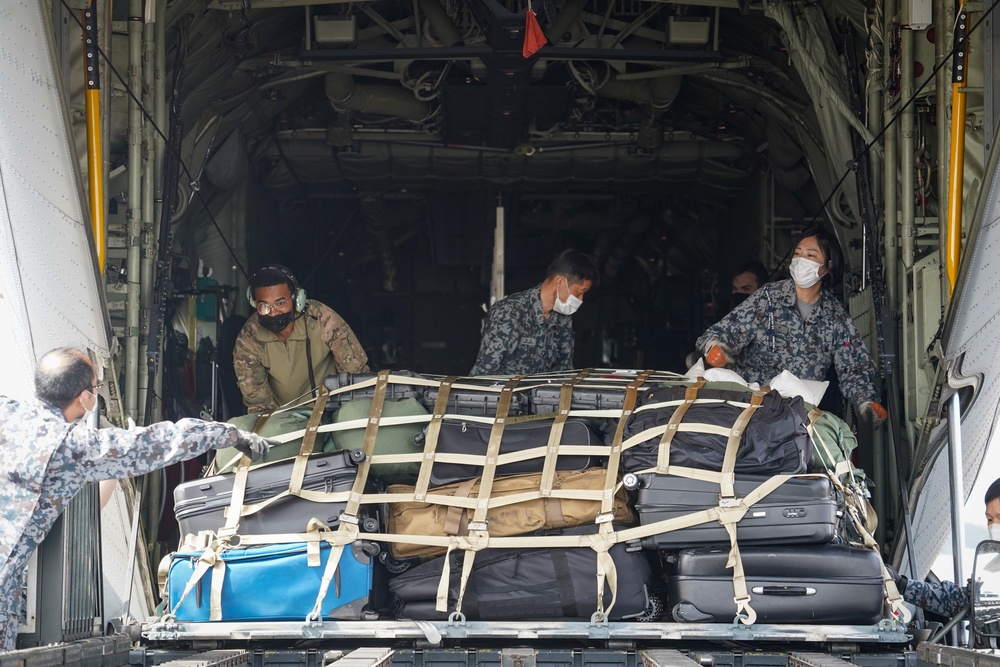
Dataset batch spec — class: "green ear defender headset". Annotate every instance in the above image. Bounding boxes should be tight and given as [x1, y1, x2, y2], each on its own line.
[247, 264, 307, 313]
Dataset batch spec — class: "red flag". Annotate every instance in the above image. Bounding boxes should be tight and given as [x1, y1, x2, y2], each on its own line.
[523, 9, 547, 58]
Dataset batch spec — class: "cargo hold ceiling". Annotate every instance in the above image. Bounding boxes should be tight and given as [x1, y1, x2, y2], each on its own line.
[162, 0, 851, 218]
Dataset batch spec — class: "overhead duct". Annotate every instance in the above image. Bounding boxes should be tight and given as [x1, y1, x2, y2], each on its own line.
[595, 73, 682, 107]
[595, 75, 682, 150]
[545, 0, 587, 44]
[325, 73, 429, 123]
[418, 0, 463, 47]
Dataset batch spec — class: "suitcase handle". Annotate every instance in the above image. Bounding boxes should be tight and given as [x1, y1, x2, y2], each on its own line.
[751, 586, 816, 596]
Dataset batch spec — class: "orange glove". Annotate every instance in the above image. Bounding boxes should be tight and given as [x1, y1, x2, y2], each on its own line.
[860, 401, 887, 428]
[705, 342, 732, 368]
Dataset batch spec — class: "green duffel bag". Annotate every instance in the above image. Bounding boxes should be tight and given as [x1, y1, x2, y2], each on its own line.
[808, 408, 865, 482]
[213, 409, 333, 474]
[328, 397, 426, 483]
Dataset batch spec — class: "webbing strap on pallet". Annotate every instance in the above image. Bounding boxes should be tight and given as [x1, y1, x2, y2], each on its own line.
[653, 379, 705, 475]
[414, 376, 459, 500]
[441, 375, 524, 617]
[307, 371, 390, 621]
[540, 369, 592, 495]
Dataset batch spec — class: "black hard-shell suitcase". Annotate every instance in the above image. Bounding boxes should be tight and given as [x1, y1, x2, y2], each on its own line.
[173, 449, 372, 536]
[621, 386, 812, 475]
[389, 525, 660, 621]
[422, 385, 528, 416]
[420, 417, 604, 486]
[530, 384, 630, 411]
[665, 544, 886, 624]
[629, 473, 841, 548]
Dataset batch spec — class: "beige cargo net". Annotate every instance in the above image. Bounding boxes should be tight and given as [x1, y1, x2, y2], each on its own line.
[162, 369, 903, 626]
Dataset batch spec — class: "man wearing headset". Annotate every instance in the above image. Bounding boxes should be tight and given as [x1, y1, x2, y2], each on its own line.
[233, 265, 369, 413]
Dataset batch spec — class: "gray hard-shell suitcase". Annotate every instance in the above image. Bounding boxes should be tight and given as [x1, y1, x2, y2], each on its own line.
[173, 449, 370, 536]
[420, 417, 605, 486]
[665, 544, 886, 624]
[628, 473, 842, 549]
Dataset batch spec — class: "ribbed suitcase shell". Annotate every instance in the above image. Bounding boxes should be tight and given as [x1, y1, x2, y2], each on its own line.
[173, 449, 365, 536]
[633, 473, 841, 548]
[665, 544, 885, 624]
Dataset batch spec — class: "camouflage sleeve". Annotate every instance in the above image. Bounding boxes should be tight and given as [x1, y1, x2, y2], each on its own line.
[829, 303, 879, 408]
[314, 302, 370, 373]
[470, 299, 518, 375]
[233, 323, 277, 413]
[695, 288, 768, 355]
[904, 579, 970, 618]
[558, 321, 575, 370]
[53, 419, 242, 482]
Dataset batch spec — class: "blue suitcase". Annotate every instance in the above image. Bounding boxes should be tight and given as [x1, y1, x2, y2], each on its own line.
[166, 540, 376, 621]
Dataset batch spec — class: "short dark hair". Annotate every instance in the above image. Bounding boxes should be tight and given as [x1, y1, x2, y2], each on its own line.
[35, 347, 93, 410]
[733, 260, 769, 287]
[986, 478, 1000, 505]
[794, 225, 842, 288]
[546, 249, 600, 288]
[251, 264, 298, 296]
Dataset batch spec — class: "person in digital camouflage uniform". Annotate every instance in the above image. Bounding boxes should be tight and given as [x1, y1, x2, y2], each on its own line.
[0, 348, 271, 652]
[470, 249, 599, 376]
[696, 226, 887, 425]
[892, 477, 1000, 618]
[234, 265, 369, 413]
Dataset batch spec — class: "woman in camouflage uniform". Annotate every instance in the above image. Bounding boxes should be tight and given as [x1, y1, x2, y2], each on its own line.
[696, 226, 887, 424]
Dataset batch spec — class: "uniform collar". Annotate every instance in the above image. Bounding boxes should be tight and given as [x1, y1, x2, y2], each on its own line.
[33, 397, 67, 419]
[773, 278, 831, 318]
[530, 284, 567, 325]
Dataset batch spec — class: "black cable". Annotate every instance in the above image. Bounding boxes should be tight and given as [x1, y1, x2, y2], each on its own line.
[60, 1, 250, 280]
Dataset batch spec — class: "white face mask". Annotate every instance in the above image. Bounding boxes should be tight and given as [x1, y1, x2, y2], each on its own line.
[80, 389, 99, 426]
[990, 524, 999, 541]
[553, 280, 583, 315]
[789, 257, 824, 289]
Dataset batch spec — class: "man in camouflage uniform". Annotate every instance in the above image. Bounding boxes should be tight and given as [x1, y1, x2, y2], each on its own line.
[234, 265, 369, 413]
[893, 477, 1000, 617]
[696, 227, 885, 421]
[0, 348, 271, 652]
[470, 249, 599, 376]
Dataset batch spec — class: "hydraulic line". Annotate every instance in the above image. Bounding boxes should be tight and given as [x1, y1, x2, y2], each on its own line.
[124, 0, 143, 419]
[946, 6, 969, 296]
[83, 1, 105, 273]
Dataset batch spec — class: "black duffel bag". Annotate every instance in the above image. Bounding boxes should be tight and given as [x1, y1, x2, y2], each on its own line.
[620, 385, 811, 475]
[389, 525, 661, 621]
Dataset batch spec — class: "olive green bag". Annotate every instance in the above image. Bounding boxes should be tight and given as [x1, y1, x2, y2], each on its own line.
[329, 397, 426, 483]
[212, 409, 332, 474]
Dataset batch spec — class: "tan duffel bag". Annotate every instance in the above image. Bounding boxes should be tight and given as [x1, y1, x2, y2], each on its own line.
[387, 468, 636, 558]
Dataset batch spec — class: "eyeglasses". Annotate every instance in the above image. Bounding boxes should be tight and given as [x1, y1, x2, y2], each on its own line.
[256, 297, 291, 316]
[90, 381, 104, 391]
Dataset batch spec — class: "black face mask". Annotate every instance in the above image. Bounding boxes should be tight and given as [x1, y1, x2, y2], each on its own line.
[259, 311, 294, 333]
[731, 292, 750, 308]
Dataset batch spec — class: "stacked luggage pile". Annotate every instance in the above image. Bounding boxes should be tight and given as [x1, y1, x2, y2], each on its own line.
[161, 369, 904, 626]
